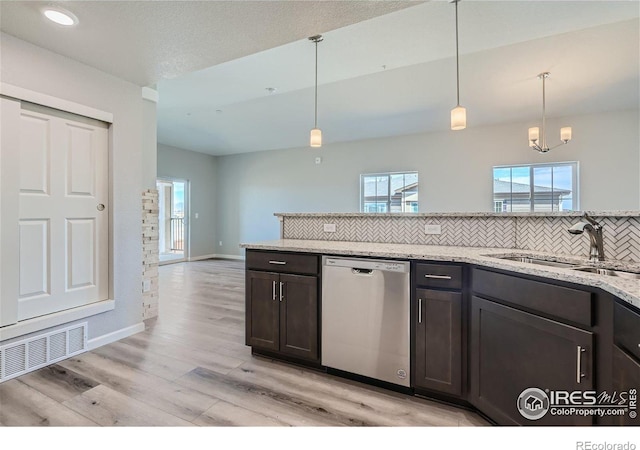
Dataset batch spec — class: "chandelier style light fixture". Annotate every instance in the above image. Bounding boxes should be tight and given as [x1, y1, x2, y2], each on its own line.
[309, 35, 323, 147]
[528, 72, 572, 153]
[450, 0, 466, 131]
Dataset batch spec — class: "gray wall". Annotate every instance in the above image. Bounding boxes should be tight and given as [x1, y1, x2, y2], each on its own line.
[0, 33, 152, 340]
[215, 109, 639, 256]
[157, 144, 218, 259]
[142, 96, 158, 190]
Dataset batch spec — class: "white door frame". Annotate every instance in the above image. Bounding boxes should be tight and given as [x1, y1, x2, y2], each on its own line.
[156, 177, 189, 264]
[0, 83, 114, 331]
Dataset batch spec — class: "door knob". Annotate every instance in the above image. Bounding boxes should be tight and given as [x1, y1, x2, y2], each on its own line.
[97, 204, 105, 211]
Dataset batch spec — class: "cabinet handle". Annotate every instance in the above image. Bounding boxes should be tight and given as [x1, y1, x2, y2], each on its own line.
[272, 280, 277, 301]
[576, 346, 586, 383]
[424, 274, 452, 280]
[279, 282, 285, 302]
[269, 260, 287, 265]
[418, 298, 422, 324]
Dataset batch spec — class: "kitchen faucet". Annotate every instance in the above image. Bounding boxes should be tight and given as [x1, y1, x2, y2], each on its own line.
[568, 213, 605, 261]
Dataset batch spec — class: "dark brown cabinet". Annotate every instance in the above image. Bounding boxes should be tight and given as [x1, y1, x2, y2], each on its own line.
[246, 270, 279, 351]
[413, 262, 464, 397]
[470, 295, 594, 425]
[245, 251, 319, 363]
[611, 301, 640, 426]
[612, 346, 640, 426]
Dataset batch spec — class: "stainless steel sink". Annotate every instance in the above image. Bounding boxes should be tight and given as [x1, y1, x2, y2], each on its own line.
[571, 267, 640, 279]
[494, 256, 581, 269]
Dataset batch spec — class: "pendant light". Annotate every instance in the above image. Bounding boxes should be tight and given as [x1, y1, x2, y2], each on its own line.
[450, 0, 466, 131]
[309, 35, 323, 147]
[528, 72, 572, 153]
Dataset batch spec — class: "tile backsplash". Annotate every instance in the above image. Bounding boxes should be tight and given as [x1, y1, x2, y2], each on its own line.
[279, 213, 640, 263]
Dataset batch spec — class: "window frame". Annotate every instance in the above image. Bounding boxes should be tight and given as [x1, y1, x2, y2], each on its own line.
[360, 171, 419, 213]
[492, 161, 579, 212]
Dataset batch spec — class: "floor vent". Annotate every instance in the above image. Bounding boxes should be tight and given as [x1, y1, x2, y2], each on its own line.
[0, 322, 87, 383]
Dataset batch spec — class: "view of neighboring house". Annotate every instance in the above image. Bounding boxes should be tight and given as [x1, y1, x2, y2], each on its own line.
[493, 179, 572, 213]
[361, 172, 419, 213]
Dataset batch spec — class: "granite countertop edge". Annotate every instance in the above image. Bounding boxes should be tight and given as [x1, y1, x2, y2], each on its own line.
[240, 239, 640, 310]
[273, 211, 640, 218]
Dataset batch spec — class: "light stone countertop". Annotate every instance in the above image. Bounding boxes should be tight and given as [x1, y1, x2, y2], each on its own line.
[240, 239, 640, 310]
[273, 211, 640, 218]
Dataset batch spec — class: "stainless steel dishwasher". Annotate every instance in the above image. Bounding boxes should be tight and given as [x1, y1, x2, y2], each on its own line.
[321, 256, 410, 387]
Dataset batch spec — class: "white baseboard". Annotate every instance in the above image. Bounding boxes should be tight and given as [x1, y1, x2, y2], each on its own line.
[188, 253, 216, 262]
[187, 253, 245, 261]
[87, 322, 145, 350]
[213, 253, 245, 261]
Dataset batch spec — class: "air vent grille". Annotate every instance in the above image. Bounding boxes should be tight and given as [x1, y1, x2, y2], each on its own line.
[27, 337, 47, 368]
[5, 345, 26, 377]
[49, 332, 67, 360]
[0, 322, 87, 383]
[68, 326, 85, 354]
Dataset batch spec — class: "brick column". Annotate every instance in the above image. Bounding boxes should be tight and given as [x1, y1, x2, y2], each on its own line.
[142, 189, 159, 319]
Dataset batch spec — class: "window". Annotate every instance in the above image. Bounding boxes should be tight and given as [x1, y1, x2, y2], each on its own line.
[360, 172, 418, 213]
[493, 162, 578, 212]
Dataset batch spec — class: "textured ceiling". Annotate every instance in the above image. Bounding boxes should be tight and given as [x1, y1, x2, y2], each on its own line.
[1, 1, 638, 156]
[0, 0, 418, 86]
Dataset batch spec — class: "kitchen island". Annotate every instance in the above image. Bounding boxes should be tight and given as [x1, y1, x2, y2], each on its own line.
[241, 238, 640, 426]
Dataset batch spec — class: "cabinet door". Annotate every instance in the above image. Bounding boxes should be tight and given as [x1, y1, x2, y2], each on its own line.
[279, 274, 318, 361]
[414, 288, 462, 395]
[612, 346, 640, 426]
[470, 296, 594, 425]
[245, 270, 279, 351]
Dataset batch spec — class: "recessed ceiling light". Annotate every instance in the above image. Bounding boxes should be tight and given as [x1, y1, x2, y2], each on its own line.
[43, 7, 78, 26]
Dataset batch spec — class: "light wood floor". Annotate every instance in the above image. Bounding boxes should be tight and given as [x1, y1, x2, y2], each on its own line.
[0, 259, 488, 427]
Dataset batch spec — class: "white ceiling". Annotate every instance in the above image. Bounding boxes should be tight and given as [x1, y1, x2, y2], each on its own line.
[2, 1, 639, 157]
[0, 0, 417, 85]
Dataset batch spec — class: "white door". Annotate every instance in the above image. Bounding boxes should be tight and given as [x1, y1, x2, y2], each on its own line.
[0, 99, 109, 326]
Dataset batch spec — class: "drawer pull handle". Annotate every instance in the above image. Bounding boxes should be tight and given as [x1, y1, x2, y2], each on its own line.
[424, 274, 452, 280]
[272, 281, 277, 301]
[418, 298, 422, 324]
[269, 260, 287, 265]
[576, 346, 586, 384]
[279, 282, 285, 302]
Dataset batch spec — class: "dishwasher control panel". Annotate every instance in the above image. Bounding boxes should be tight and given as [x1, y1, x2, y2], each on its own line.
[324, 257, 410, 273]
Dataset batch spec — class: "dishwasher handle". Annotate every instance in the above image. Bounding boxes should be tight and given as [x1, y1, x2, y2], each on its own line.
[352, 268, 373, 275]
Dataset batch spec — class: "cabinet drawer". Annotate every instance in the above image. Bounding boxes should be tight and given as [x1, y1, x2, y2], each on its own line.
[415, 263, 462, 290]
[472, 268, 592, 327]
[614, 302, 640, 361]
[246, 250, 319, 275]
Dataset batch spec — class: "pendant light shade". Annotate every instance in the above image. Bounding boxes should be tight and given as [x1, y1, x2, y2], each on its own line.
[310, 128, 322, 147]
[309, 35, 323, 147]
[451, 105, 467, 131]
[451, 0, 466, 131]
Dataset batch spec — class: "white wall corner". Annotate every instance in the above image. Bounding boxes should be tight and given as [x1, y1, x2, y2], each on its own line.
[86, 322, 145, 350]
[142, 87, 159, 103]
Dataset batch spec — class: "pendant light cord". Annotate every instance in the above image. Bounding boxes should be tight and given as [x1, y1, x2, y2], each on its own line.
[455, 0, 460, 106]
[314, 38, 318, 129]
[541, 73, 547, 149]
